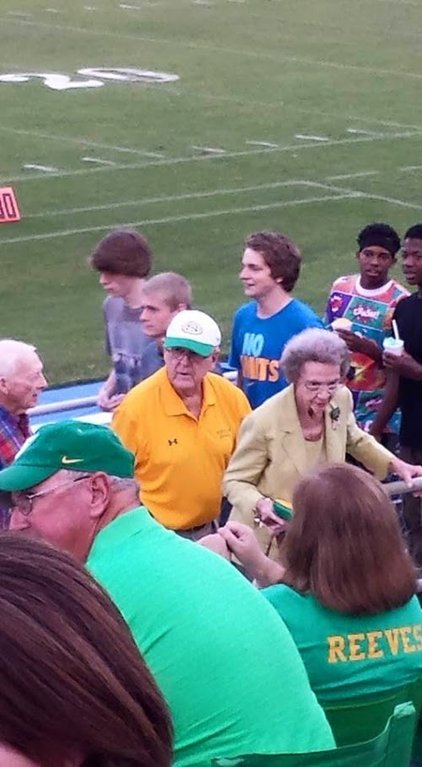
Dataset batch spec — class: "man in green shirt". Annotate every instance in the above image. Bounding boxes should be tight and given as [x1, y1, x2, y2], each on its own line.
[1, 421, 334, 766]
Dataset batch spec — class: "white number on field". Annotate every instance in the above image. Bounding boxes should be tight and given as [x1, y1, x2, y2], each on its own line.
[0, 68, 179, 91]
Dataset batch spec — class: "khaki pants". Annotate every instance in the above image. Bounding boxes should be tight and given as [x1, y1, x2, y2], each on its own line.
[400, 445, 422, 570]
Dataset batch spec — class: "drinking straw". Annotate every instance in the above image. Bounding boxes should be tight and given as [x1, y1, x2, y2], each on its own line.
[392, 319, 400, 340]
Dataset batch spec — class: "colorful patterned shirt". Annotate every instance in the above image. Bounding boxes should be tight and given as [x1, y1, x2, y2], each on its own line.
[0, 406, 31, 469]
[0, 407, 31, 529]
[326, 275, 409, 432]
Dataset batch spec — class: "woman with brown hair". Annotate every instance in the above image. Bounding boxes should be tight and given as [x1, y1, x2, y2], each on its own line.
[218, 463, 422, 701]
[0, 533, 172, 767]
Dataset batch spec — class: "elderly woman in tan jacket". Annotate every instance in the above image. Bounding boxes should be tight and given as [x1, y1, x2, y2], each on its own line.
[224, 328, 422, 556]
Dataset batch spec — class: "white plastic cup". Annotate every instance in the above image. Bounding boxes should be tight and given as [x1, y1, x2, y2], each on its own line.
[383, 337, 404, 356]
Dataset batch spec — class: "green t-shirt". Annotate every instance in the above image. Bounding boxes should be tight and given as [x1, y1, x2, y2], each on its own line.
[87, 509, 334, 766]
[263, 584, 422, 702]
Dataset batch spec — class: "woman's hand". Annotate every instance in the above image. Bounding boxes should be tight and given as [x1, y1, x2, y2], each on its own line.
[199, 534, 231, 559]
[388, 458, 422, 491]
[255, 497, 289, 535]
[219, 522, 285, 586]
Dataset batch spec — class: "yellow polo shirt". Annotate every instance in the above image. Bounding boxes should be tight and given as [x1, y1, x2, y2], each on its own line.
[112, 368, 251, 529]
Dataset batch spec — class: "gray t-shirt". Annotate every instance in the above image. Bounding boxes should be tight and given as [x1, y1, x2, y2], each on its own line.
[103, 296, 149, 394]
[139, 340, 164, 380]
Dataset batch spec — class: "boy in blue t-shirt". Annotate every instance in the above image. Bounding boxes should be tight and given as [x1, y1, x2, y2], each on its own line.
[229, 231, 322, 408]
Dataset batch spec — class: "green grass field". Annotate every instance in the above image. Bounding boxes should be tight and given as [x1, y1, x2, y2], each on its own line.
[0, 0, 421, 383]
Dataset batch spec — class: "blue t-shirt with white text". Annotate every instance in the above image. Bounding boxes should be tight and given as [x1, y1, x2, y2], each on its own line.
[229, 299, 323, 408]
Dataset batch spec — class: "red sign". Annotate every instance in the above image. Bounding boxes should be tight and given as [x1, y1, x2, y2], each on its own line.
[0, 187, 21, 223]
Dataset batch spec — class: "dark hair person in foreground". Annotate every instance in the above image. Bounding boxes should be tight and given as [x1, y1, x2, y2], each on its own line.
[0, 533, 172, 767]
[215, 463, 422, 702]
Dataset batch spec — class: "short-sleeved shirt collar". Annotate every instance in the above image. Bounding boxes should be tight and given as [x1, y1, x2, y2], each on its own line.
[161, 370, 216, 417]
[90, 506, 156, 557]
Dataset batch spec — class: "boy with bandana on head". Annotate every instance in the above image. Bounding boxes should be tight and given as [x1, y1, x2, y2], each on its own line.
[326, 223, 408, 444]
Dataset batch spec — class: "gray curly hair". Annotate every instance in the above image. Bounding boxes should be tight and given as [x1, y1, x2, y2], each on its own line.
[281, 328, 350, 384]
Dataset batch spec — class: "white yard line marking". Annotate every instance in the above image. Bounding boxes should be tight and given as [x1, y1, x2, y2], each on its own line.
[246, 141, 279, 148]
[400, 165, 422, 171]
[23, 163, 59, 172]
[309, 113, 422, 133]
[0, 124, 165, 158]
[363, 194, 422, 212]
[183, 91, 422, 134]
[125, 150, 165, 158]
[295, 134, 329, 142]
[3, 130, 422, 184]
[191, 145, 226, 154]
[3, 17, 422, 82]
[285, 58, 422, 82]
[0, 194, 357, 245]
[81, 157, 116, 166]
[373, 0, 418, 5]
[23, 180, 344, 219]
[292, 180, 362, 195]
[347, 128, 383, 137]
[325, 171, 379, 180]
[306, 179, 422, 213]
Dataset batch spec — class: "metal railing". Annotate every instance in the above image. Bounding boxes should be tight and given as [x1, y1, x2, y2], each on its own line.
[383, 477, 422, 497]
[29, 369, 238, 419]
[29, 395, 97, 417]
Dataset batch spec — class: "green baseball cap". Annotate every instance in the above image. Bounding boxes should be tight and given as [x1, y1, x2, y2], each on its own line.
[0, 420, 135, 492]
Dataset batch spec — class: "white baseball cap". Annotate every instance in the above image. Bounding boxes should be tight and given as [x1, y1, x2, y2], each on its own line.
[164, 310, 221, 357]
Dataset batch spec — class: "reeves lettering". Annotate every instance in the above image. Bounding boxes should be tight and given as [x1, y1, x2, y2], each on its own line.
[327, 623, 422, 663]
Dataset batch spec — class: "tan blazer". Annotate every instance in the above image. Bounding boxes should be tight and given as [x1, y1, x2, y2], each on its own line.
[224, 385, 393, 554]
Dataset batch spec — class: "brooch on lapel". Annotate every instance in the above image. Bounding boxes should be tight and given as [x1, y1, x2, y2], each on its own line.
[329, 405, 341, 430]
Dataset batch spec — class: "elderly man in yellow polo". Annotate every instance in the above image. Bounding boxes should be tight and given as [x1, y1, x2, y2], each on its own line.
[113, 309, 251, 539]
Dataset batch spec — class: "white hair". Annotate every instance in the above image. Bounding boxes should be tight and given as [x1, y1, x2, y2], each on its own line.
[281, 328, 351, 383]
[0, 340, 38, 378]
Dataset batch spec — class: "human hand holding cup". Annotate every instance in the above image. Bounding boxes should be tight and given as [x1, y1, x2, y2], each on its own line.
[382, 337, 404, 357]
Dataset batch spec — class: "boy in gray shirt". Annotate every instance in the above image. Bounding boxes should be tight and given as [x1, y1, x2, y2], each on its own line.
[89, 229, 152, 411]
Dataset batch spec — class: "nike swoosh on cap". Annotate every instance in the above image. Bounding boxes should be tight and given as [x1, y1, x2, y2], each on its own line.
[61, 456, 85, 464]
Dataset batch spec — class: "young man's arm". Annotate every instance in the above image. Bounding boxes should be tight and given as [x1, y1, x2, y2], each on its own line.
[235, 368, 244, 390]
[337, 331, 383, 364]
[384, 350, 422, 382]
[97, 370, 125, 411]
[369, 371, 399, 440]
[228, 312, 243, 388]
